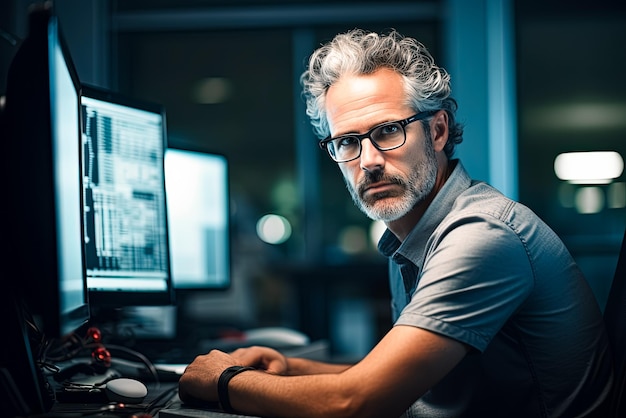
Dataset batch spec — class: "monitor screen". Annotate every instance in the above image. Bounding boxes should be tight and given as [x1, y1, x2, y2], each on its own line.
[1, 4, 88, 414]
[51, 18, 87, 337]
[165, 148, 231, 290]
[81, 85, 174, 306]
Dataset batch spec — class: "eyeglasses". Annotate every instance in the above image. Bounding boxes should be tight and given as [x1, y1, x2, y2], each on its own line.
[318, 110, 438, 163]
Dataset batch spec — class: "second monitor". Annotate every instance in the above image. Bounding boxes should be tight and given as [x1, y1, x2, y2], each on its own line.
[165, 148, 231, 291]
[81, 85, 174, 307]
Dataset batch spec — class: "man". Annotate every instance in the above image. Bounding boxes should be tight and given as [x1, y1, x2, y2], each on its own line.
[179, 29, 612, 417]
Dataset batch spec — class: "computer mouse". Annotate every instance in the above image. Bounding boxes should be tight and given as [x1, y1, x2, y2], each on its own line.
[104, 377, 148, 404]
[243, 327, 310, 347]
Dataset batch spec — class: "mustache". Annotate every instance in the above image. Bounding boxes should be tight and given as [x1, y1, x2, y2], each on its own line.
[356, 170, 406, 196]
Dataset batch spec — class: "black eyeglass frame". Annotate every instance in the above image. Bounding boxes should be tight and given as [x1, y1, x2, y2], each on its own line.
[318, 110, 439, 162]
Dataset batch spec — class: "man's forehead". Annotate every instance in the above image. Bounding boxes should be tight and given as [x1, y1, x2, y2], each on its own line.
[325, 69, 408, 134]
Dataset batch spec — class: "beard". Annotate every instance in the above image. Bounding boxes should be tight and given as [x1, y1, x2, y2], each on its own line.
[344, 136, 438, 222]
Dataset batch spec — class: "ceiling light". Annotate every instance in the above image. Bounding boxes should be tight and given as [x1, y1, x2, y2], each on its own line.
[554, 151, 624, 184]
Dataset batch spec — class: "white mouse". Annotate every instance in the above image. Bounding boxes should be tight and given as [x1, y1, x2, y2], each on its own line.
[105, 377, 148, 404]
[243, 327, 310, 347]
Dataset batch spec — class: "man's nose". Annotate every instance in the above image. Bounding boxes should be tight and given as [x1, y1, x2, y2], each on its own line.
[359, 138, 385, 172]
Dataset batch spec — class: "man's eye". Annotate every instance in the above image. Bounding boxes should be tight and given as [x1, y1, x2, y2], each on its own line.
[379, 124, 400, 136]
[336, 136, 359, 148]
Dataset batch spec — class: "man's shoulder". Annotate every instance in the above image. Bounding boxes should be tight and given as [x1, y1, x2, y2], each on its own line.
[450, 181, 516, 220]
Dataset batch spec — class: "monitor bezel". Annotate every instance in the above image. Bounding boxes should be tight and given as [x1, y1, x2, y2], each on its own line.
[80, 83, 175, 307]
[49, 12, 91, 337]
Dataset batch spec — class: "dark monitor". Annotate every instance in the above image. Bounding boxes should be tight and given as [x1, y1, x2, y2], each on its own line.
[80, 85, 174, 307]
[3, 4, 88, 340]
[165, 148, 232, 290]
[1, 4, 88, 414]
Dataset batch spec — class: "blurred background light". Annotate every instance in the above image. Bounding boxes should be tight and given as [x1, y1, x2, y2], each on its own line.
[192, 77, 232, 104]
[608, 182, 626, 209]
[523, 102, 626, 133]
[256, 214, 292, 244]
[575, 187, 604, 214]
[554, 151, 624, 184]
[369, 220, 387, 248]
[270, 178, 298, 215]
[338, 226, 368, 255]
[558, 182, 576, 208]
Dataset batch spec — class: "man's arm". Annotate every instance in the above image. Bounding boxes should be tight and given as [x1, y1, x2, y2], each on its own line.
[229, 345, 352, 376]
[179, 324, 468, 418]
[285, 356, 352, 375]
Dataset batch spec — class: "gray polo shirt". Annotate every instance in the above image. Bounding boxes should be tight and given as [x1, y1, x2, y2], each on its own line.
[378, 160, 612, 417]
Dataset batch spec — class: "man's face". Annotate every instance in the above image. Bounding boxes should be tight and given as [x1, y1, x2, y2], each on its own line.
[325, 68, 438, 222]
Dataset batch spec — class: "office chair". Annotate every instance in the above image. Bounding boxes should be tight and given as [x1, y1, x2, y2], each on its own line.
[603, 227, 626, 417]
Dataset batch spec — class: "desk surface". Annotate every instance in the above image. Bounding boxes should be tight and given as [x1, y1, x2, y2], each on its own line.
[158, 395, 260, 418]
[47, 383, 257, 418]
[43, 341, 330, 418]
[47, 381, 178, 417]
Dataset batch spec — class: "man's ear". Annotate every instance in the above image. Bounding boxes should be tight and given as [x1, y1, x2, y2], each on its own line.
[430, 110, 449, 153]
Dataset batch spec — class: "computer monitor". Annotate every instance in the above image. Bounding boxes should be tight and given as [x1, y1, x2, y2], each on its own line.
[3, 3, 88, 341]
[165, 148, 232, 290]
[80, 85, 174, 307]
[1, 4, 88, 414]
[113, 148, 232, 342]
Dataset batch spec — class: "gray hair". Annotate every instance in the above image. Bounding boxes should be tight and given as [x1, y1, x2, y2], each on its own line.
[300, 29, 463, 158]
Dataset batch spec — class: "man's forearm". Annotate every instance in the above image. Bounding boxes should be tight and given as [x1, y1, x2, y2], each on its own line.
[285, 357, 351, 375]
[228, 370, 362, 418]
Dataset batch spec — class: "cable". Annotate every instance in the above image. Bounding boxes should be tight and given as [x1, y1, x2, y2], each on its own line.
[105, 344, 161, 389]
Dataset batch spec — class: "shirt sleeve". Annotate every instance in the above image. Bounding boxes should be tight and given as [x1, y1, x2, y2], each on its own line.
[395, 216, 535, 352]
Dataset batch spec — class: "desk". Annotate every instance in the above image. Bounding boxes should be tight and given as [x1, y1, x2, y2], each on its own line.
[43, 382, 259, 418]
[45, 381, 178, 417]
[39, 341, 330, 418]
[157, 396, 260, 418]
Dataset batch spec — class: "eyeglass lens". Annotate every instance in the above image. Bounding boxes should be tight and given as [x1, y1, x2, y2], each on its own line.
[328, 121, 405, 162]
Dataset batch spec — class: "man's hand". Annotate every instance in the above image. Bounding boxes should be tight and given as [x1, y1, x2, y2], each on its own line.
[178, 349, 240, 403]
[230, 346, 289, 375]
